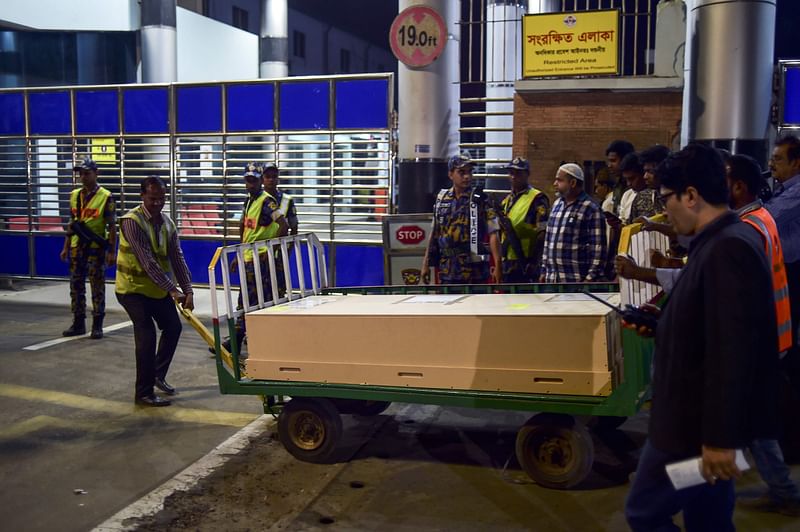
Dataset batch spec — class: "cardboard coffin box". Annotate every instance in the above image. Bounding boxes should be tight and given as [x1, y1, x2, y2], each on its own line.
[245, 293, 623, 396]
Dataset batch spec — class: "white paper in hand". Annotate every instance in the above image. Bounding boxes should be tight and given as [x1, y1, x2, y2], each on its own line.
[665, 449, 749, 491]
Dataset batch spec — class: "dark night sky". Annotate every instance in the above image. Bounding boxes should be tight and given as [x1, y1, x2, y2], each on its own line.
[290, 0, 398, 50]
[290, 0, 800, 60]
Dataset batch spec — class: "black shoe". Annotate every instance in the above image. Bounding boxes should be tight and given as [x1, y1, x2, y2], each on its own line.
[90, 316, 104, 339]
[62, 317, 86, 337]
[135, 394, 171, 407]
[154, 378, 176, 396]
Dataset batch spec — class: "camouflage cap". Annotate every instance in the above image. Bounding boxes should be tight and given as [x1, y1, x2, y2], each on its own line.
[243, 162, 262, 178]
[73, 157, 98, 171]
[505, 156, 530, 172]
[448, 151, 474, 171]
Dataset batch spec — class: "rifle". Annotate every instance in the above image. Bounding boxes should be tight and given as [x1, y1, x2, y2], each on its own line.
[583, 290, 659, 333]
[69, 220, 109, 251]
[496, 203, 526, 263]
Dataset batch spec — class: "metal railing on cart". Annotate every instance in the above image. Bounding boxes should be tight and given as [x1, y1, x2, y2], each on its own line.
[207, 232, 329, 381]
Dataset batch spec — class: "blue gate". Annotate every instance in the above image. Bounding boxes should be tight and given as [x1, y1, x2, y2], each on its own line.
[0, 74, 393, 286]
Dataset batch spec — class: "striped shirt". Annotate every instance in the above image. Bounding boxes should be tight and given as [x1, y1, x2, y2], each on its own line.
[542, 191, 607, 282]
[120, 204, 193, 295]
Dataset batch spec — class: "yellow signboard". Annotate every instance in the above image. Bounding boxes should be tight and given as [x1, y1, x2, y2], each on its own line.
[90, 138, 116, 164]
[522, 10, 619, 78]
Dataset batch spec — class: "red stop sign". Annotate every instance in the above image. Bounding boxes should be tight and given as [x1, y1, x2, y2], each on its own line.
[396, 225, 426, 245]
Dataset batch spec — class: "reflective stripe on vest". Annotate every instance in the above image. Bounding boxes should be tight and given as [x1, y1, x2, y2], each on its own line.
[69, 187, 111, 248]
[742, 208, 793, 353]
[115, 206, 174, 299]
[242, 191, 280, 261]
[501, 188, 542, 261]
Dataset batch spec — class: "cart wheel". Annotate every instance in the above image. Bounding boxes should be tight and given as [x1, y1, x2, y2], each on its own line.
[515, 414, 594, 489]
[330, 399, 391, 417]
[278, 398, 342, 464]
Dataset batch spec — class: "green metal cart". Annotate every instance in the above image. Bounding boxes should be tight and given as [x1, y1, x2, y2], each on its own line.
[206, 234, 653, 489]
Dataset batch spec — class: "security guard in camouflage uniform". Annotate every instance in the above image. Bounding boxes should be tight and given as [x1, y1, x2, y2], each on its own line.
[60, 157, 117, 339]
[422, 152, 502, 284]
[499, 157, 550, 283]
[219, 163, 288, 353]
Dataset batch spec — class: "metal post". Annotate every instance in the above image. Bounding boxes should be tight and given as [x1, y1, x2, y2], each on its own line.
[141, 0, 177, 83]
[397, 0, 459, 214]
[682, 0, 776, 164]
[260, 0, 289, 78]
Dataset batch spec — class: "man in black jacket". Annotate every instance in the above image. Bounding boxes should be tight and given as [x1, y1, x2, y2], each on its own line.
[625, 144, 780, 531]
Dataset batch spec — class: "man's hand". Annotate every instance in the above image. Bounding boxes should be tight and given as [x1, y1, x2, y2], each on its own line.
[169, 289, 186, 306]
[614, 255, 638, 279]
[182, 293, 194, 311]
[421, 263, 431, 285]
[604, 212, 622, 230]
[640, 218, 676, 239]
[60, 248, 69, 263]
[701, 446, 742, 484]
[105, 250, 116, 267]
[622, 303, 661, 338]
[650, 250, 683, 269]
[490, 261, 502, 284]
[229, 257, 238, 273]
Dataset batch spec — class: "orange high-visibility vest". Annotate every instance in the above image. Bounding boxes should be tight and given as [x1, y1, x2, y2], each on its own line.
[741, 206, 793, 353]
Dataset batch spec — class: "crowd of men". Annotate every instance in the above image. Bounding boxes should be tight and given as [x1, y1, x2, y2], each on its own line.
[422, 137, 800, 526]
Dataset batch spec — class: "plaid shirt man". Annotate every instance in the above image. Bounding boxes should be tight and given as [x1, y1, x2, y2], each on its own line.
[541, 191, 607, 282]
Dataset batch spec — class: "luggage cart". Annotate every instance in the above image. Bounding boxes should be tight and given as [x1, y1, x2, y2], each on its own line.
[206, 234, 654, 490]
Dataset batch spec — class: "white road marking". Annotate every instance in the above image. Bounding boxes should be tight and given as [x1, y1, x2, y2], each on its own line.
[22, 321, 133, 351]
[91, 415, 274, 532]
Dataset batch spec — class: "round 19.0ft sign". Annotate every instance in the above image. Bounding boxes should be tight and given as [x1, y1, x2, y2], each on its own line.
[389, 5, 447, 68]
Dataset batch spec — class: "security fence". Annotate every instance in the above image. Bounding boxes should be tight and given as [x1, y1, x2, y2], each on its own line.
[0, 74, 393, 285]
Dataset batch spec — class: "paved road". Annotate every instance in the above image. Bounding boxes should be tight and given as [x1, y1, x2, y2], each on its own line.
[0, 281, 265, 532]
[129, 401, 800, 531]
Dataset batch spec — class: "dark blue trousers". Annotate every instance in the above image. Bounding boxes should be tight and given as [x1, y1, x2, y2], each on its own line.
[625, 439, 735, 532]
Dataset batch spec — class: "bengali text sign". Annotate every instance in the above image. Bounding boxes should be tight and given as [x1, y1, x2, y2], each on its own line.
[522, 10, 619, 78]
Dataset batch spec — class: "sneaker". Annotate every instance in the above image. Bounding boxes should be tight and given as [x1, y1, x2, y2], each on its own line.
[738, 494, 800, 517]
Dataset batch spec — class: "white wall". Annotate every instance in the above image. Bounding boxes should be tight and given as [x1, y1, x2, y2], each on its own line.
[0, 0, 140, 31]
[177, 7, 259, 82]
[288, 9, 395, 76]
[289, 10, 327, 76]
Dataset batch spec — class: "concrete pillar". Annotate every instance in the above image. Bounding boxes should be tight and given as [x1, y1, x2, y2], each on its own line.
[397, 0, 460, 214]
[681, 0, 776, 164]
[260, 0, 289, 78]
[141, 0, 177, 83]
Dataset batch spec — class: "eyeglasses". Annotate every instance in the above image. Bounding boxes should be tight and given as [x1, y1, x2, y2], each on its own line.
[658, 191, 677, 203]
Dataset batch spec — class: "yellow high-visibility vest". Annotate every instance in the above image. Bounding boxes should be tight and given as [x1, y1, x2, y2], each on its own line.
[242, 191, 281, 261]
[69, 187, 111, 248]
[115, 206, 175, 299]
[501, 187, 543, 260]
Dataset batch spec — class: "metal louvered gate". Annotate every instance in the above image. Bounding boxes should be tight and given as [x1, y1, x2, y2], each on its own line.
[0, 74, 394, 286]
